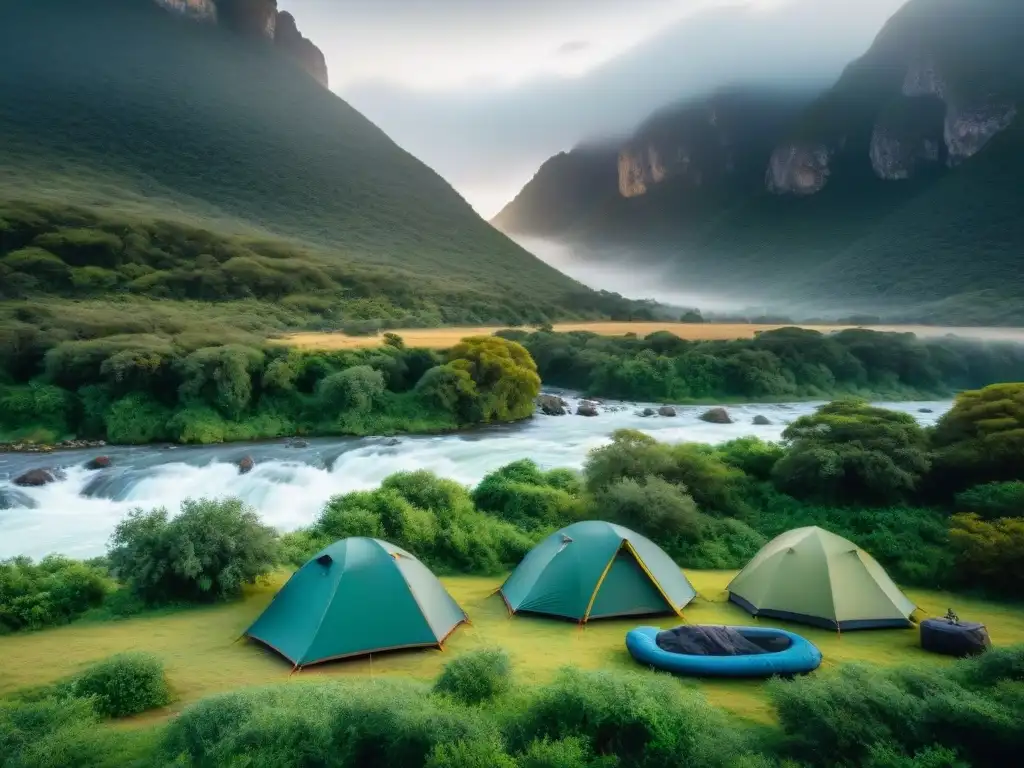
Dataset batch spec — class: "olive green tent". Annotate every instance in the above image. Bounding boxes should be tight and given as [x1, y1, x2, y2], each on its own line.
[246, 538, 467, 667]
[498, 520, 696, 622]
[728, 526, 916, 630]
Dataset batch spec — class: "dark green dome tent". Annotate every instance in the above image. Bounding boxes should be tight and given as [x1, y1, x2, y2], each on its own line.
[499, 521, 696, 623]
[727, 526, 916, 631]
[246, 538, 467, 668]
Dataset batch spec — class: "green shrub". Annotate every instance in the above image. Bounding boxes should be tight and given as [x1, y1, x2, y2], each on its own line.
[426, 739, 518, 768]
[948, 514, 1024, 595]
[506, 668, 750, 768]
[72, 652, 171, 718]
[433, 648, 513, 705]
[161, 680, 502, 768]
[773, 399, 931, 505]
[592, 476, 701, 543]
[0, 695, 110, 768]
[318, 365, 386, 414]
[473, 460, 585, 529]
[954, 481, 1024, 519]
[108, 497, 278, 605]
[518, 736, 596, 768]
[0, 556, 110, 633]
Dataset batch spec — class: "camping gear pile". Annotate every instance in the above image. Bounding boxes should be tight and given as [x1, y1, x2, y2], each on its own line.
[626, 624, 822, 678]
[920, 610, 992, 657]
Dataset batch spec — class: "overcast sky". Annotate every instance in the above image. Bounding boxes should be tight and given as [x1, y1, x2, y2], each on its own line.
[280, 0, 907, 217]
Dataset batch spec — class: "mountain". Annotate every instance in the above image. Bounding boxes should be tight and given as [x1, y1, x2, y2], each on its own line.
[0, 0, 599, 324]
[493, 0, 1024, 323]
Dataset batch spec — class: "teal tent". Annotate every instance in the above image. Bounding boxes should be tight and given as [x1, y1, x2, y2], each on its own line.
[499, 521, 696, 622]
[246, 538, 467, 667]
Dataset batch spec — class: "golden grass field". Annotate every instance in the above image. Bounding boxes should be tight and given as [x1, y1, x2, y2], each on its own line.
[2, 570, 1022, 724]
[280, 323, 1024, 351]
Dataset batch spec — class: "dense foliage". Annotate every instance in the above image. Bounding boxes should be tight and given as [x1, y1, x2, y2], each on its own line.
[298, 471, 537, 575]
[108, 498, 279, 605]
[72, 652, 171, 718]
[504, 327, 1024, 403]
[433, 648, 513, 706]
[0, 331, 540, 444]
[772, 399, 932, 505]
[4, 644, 1021, 767]
[0, 556, 110, 633]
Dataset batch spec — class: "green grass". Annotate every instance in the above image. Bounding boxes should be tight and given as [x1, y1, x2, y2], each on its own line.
[2, 570, 1022, 725]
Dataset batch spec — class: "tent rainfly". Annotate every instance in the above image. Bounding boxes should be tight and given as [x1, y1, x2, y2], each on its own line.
[246, 537, 467, 668]
[727, 526, 917, 631]
[499, 520, 697, 622]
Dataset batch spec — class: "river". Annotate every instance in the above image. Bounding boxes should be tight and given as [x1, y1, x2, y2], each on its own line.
[0, 395, 952, 561]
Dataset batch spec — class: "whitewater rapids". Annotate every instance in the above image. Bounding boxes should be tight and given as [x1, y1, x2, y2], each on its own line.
[0, 396, 951, 560]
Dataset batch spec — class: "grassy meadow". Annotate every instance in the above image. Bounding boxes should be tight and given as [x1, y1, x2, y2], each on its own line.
[3, 570, 1022, 725]
[282, 322, 1024, 351]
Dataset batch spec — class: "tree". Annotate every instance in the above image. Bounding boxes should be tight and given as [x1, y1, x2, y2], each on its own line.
[176, 345, 264, 419]
[108, 498, 278, 605]
[949, 513, 1024, 596]
[593, 476, 702, 543]
[772, 399, 931, 505]
[433, 336, 541, 423]
[930, 383, 1024, 494]
[383, 332, 405, 350]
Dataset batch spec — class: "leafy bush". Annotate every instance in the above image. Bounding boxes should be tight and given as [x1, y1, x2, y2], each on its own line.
[954, 481, 1024, 519]
[472, 460, 585, 529]
[768, 653, 1024, 767]
[772, 399, 931, 505]
[72, 652, 171, 718]
[161, 680, 501, 768]
[931, 383, 1024, 495]
[0, 695, 111, 768]
[318, 365, 386, 414]
[0, 556, 110, 633]
[433, 648, 513, 706]
[316, 472, 536, 575]
[592, 476, 701, 543]
[518, 736, 597, 768]
[108, 497, 278, 605]
[505, 668, 751, 768]
[948, 513, 1024, 595]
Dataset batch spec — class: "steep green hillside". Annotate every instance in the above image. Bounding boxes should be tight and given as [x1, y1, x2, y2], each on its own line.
[0, 0, 592, 319]
[493, 0, 1024, 324]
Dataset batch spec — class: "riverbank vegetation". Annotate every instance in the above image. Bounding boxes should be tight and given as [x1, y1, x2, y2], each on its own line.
[502, 326, 1024, 403]
[0, 334, 541, 445]
[5, 383, 1023, 635]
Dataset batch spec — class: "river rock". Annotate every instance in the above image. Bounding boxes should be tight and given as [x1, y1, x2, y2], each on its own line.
[288, 439, 310, 448]
[84, 456, 112, 471]
[658, 406, 677, 417]
[918, 408, 934, 414]
[536, 394, 568, 416]
[237, 456, 255, 474]
[383, 437, 402, 447]
[699, 407, 733, 424]
[639, 407, 656, 417]
[753, 415, 772, 426]
[576, 404, 599, 417]
[13, 468, 61, 487]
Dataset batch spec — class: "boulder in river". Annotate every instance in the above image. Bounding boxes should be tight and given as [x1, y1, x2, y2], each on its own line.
[13, 468, 61, 487]
[576, 404, 599, 417]
[699, 407, 733, 424]
[752, 415, 772, 426]
[383, 437, 402, 447]
[640, 407, 656, 417]
[84, 456, 112, 471]
[536, 394, 568, 416]
[237, 456, 255, 474]
[918, 408, 934, 414]
[288, 439, 311, 448]
[658, 406, 677, 418]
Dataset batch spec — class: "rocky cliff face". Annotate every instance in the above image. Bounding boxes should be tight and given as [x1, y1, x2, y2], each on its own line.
[766, 142, 832, 194]
[613, 92, 804, 200]
[769, 0, 1021, 195]
[154, 0, 327, 87]
[274, 11, 329, 88]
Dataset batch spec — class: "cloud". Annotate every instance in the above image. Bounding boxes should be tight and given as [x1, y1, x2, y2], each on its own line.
[555, 40, 591, 56]
[282, 0, 906, 216]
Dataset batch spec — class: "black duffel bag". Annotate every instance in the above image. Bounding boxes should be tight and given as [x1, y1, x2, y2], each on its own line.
[920, 618, 991, 657]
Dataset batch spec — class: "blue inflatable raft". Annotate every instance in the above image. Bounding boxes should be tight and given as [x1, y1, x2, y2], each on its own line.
[626, 625, 822, 678]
